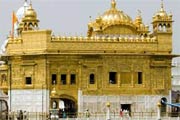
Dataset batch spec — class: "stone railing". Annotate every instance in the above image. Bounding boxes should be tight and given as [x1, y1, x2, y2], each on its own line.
[51, 36, 157, 43]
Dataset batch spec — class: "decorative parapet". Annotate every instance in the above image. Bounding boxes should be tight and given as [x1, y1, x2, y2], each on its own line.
[51, 35, 157, 43]
[150, 60, 170, 67]
[7, 37, 22, 44]
[153, 17, 173, 22]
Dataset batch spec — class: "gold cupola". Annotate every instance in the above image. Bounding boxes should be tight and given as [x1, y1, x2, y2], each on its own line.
[134, 10, 149, 35]
[87, 0, 137, 37]
[19, 2, 39, 32]
[153, 0, 172, 22]
[24, 4, 37, 19]
[134, 10, 143, 26]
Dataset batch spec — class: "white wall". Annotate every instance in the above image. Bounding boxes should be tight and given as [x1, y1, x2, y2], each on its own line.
[8, 89, 49, 113]
[78, 90, 169, 114]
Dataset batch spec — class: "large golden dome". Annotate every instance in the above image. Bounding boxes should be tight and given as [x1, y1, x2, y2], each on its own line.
[87, 0, 137, 37]
[101, 0, 133, 25]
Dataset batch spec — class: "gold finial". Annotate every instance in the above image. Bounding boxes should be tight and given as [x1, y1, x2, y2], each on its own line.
[111, 0, 116, 9]
[137, 9, 141, 16]
[30, 0, 32, 5]
[29, 0, 33, 8]
[169, 11, 172, 17]
[24, 0, 28, 4]
[24, 0, 28, 12]
[89, 16, 92, 21]
[135, 9, 142, 25]
[160, 0, 164, 11]
[24, 0, 28, 2]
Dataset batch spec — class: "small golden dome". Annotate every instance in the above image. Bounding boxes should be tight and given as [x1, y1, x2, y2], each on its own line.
[51, 87, 57, 97]
[154, 0, 168, 18]
[134, 10, 142, 25]
[155, 10, 167, 18]
[24, 3, 37, 19]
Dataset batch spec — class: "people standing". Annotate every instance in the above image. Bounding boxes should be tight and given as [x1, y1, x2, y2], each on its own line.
[120, 109, 123, 119]
[85, 109, 90, 119]
[63, 109, 67, 118]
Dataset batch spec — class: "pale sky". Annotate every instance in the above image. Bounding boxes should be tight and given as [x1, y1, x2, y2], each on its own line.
[0, 0, 179, 54]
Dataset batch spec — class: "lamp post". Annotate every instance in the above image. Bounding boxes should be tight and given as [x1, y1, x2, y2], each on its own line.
[157, 101, 161, 120]
[106, 101, 111, 120]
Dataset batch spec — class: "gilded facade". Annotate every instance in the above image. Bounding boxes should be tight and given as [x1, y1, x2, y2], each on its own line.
[0, 0, 176, 116]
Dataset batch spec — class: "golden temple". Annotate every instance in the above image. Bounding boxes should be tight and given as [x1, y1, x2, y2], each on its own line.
[0, 0, 176, 116]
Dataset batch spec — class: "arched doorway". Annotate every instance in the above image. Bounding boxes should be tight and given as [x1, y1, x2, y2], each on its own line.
[59, 95, 77, 118]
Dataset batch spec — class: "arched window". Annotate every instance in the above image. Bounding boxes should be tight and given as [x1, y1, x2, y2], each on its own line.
[167, 24, 171, 28]
[144, 34, 147, 37]
[24, 23, 28, 30]
[28, 23, 33, 30]
[52, 101, 57, 109]
[34, 23, 38, 28]
[89, 74, 95, 84]
[34, 23, 39, 30]
[158, 24, 162, 31]
[167, 24, 171, 31]
[163, 24, 166, 32]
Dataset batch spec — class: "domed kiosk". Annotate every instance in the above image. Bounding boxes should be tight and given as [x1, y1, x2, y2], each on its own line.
[17, 2, 39, 35]
[152, 0, 173, 33]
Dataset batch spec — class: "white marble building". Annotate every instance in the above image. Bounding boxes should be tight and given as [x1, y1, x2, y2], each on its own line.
[172, 58, 180, 91]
